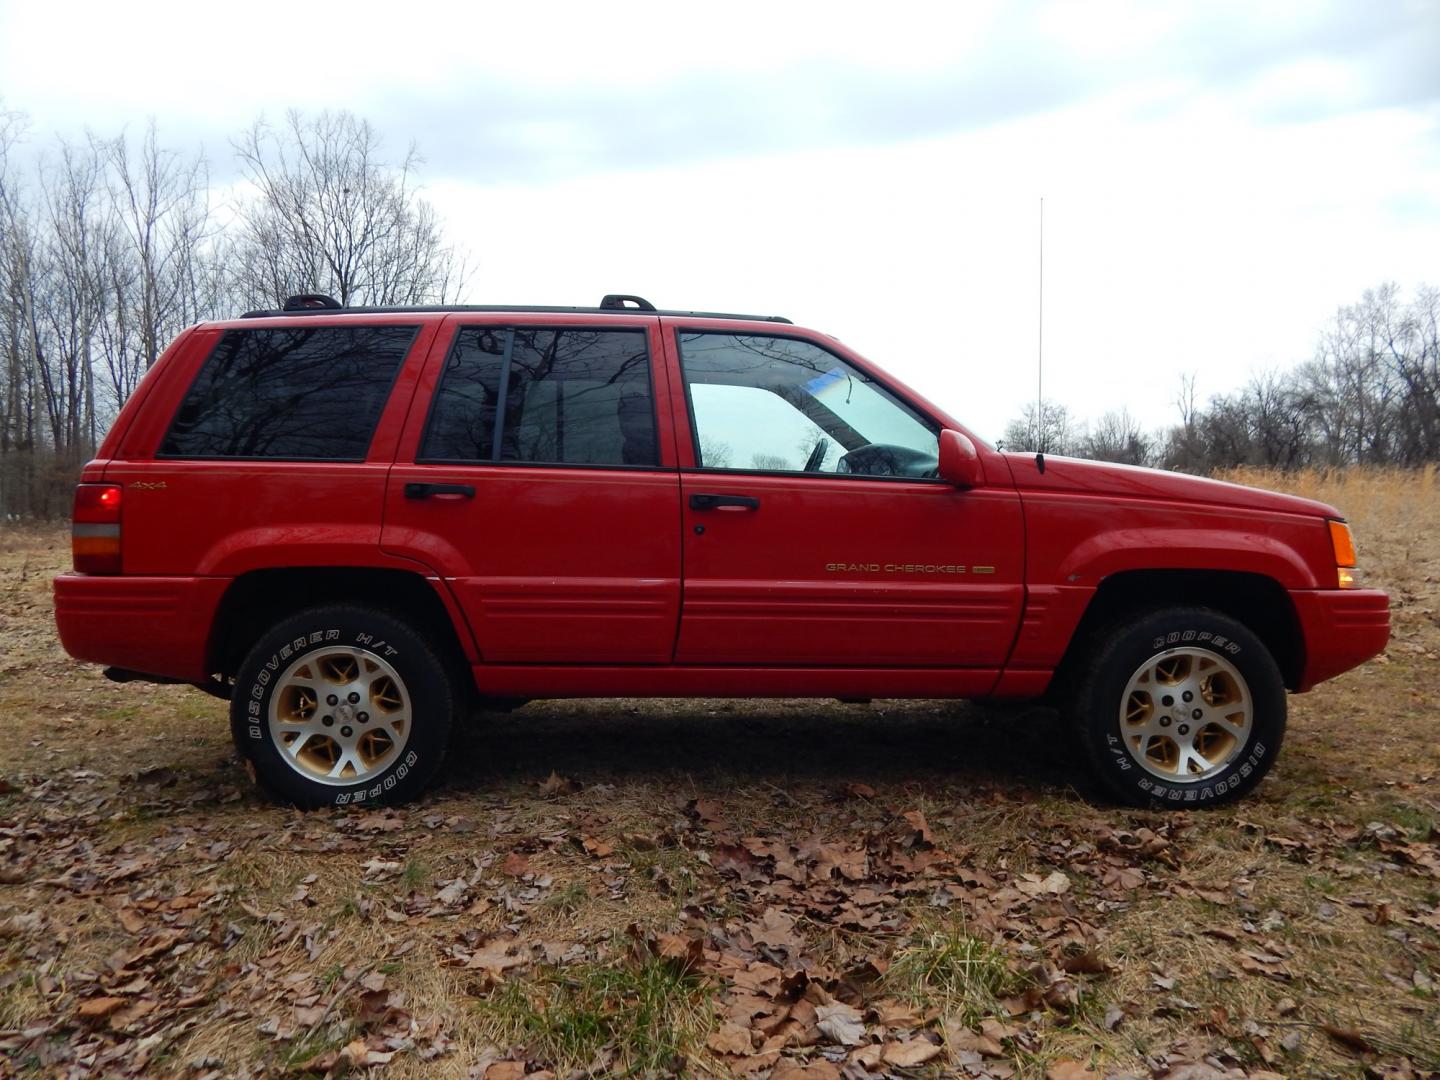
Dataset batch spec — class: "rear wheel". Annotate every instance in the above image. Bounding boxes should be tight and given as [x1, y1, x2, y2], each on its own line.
[230, 605, 456, 808]
[1070, 607, 1286, 807]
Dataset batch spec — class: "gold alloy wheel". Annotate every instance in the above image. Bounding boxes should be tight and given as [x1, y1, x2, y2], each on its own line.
[1118, 646, 1252, 782]
[267, 647, 411, 785]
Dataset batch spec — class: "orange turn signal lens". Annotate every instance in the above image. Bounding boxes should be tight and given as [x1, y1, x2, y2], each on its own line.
[1328, 519, 1357, 588]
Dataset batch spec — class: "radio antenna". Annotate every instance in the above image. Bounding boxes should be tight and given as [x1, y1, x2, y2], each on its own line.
[1035, 196, 1045, 462]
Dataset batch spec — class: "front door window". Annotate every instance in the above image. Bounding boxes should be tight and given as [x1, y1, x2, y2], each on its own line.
[678, 332, 939, 477]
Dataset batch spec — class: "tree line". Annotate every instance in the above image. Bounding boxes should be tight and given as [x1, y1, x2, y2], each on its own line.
[0, 108, 466, 517]
[2, 101, 1435, 517]
[1002, 282, 1440, 472]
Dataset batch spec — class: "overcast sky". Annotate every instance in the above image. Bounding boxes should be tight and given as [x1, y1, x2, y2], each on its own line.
[2, 0, 1436, 442]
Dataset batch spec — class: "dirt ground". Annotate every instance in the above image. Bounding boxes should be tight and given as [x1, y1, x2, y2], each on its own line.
[0, 468, 1436, 1079]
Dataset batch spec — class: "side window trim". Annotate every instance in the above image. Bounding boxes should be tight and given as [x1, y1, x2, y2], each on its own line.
[489, 329, 517, 463]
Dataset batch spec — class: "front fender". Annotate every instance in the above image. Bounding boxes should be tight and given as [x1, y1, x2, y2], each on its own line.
[1058, 528, 1322, 590]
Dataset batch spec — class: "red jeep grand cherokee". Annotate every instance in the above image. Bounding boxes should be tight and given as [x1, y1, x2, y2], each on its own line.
[54, 294, 1390, 809]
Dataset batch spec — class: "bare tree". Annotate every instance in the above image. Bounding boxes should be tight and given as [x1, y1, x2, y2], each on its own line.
[1082, 407, 1152, 465]
[38, 138, 112, 463]
[0, 105, 40, 513]
[1001, 399, 1079, 455]
[230, 110, 468, 308]
[95, 124, 220, 411]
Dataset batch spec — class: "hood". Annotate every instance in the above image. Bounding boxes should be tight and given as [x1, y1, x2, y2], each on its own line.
[1000, 454, 1342, 519]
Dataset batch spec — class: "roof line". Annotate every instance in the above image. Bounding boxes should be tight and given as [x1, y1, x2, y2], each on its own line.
[239, 303, 793, 324]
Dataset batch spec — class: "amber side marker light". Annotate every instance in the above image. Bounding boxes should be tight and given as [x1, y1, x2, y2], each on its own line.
[73, 483, 122, 573]
[1328, 518, 1358, 588]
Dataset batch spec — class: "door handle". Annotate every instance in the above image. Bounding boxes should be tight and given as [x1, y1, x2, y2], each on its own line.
[404, 482, 476, 499]
[689, 493, 760, 511]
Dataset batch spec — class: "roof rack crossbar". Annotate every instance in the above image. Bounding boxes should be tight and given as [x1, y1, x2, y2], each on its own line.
[282, 293, 342, 311]
[599, 293, 657, 311]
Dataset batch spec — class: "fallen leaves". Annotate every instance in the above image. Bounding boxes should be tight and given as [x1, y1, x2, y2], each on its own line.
[814, 1000, 865, 1046]
[882, 1035, 944, 1066]
[708, 1021, 756, 1055]
[1319, 1022, 1377, 1054]
[1016, 869, 1071, 896]
[1047, 1060, 1101, 1080]
[500, 851, 531, 877]
[0, 552, 1435, 1080]
[578, 834, 614, 857]
[536, 771, 581, 797]
[75, 996, 127, 1019]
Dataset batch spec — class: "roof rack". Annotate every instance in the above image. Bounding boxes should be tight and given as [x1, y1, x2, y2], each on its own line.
[240, 293, 792, 324]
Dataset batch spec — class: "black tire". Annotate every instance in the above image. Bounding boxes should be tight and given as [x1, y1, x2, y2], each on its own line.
[229, 604, 457, 809]
[1069, 607, 1286, 808]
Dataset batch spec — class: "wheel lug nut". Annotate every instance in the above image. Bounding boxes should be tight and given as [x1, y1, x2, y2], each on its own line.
[326, 694, 338, 706]
[1178, 724, 1190, 735]
[340, 726, 353, 738]
[1182, 691, 1194, 702]
[1161, 695, 1174, 707]
[322, 715, 334, 726]
[1192, 708, 1203, 720]
[357, 712, 369, 723]
[1160, 716, 1172, 727]
[348, 692, 361, 704]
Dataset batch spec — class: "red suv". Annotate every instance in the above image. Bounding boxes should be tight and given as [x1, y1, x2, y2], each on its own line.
[55, 294, 1390, 808]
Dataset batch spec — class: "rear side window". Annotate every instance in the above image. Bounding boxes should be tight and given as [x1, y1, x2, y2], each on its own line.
[420, 327, 656, 467]
[160, 325, 418, 460]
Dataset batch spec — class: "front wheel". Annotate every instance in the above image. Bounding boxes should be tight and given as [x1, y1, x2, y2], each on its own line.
[1070, 607, 1286, 807]
[230, 605, 457, 809]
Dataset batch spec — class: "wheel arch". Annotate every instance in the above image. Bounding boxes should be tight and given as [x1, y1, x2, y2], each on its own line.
[207, 567, 476, 689]
[1052, 569, 1304, 695]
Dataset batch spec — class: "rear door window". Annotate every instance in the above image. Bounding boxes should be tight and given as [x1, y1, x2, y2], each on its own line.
[419, 327, 657, 467]
[160, 325, 418, 460]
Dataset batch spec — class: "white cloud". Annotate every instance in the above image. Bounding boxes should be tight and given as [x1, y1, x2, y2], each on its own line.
[426, 89, 1439, 441]
[2, 0, 1436, 440]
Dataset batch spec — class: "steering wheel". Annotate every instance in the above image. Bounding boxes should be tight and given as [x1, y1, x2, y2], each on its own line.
[802, 437, 830, 472]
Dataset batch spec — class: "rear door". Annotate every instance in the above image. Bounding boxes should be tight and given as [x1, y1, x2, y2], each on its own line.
[381, 314, 683, 663]
[666, 325, 1025, 672]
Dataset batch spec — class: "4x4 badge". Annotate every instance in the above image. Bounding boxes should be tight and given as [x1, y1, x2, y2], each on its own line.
[129, 481, 167, 490]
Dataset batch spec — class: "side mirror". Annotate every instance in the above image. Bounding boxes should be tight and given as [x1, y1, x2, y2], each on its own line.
[938, 429, 984, 488]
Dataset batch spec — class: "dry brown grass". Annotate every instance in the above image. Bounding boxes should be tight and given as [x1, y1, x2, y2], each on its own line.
[0, 469, 1436, 1078]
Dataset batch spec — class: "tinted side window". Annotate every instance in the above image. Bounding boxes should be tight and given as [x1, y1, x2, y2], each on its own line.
[420, 327, 656, 467]
[161, 325, 417, 459]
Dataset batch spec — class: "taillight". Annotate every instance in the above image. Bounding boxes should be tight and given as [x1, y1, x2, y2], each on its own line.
[1328, 518, 1358, 588]
[73, 484, 123, 574]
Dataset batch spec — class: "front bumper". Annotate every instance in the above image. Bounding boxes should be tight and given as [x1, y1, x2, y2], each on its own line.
[54, 574, 230, 683]
[1290, 588, 1390, 691]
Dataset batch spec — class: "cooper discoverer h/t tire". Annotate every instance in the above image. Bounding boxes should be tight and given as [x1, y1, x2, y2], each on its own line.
[1071, 607, 1287, 808]
[229, 605, 457, 809]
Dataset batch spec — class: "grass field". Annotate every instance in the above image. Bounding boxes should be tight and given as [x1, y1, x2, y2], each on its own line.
[0, 468, 1436, 1079]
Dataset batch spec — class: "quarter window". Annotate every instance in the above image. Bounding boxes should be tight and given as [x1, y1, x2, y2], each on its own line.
[161, 325, 417, 460]
[420, 327, 656, 467]
[678, 332, 939, 477]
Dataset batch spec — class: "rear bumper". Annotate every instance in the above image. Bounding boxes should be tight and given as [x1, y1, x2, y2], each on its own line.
[1291, 588, 1390, 692]
[54, 574, 230, 683]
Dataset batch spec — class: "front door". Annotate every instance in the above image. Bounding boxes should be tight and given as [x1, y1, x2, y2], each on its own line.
[668, 328, 1024, 670]
[382, 315, 682, 663]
